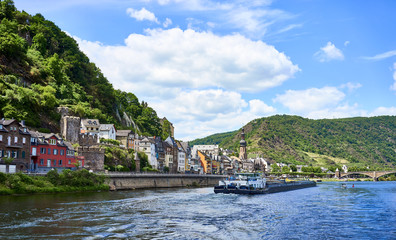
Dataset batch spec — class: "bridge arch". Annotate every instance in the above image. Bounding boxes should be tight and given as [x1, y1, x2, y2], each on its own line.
[375, 171, 396, 179]
[340, 172, 373, 179]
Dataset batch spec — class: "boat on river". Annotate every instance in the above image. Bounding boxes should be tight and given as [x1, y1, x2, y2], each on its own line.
[214, 173, 316, 195]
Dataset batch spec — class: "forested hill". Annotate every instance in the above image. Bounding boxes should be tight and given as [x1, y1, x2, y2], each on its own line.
[0, 0, 168, 137]
[191, 115, 396, 169]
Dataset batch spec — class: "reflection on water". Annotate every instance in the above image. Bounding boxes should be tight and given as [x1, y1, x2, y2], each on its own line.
[0, 182, 395, 239]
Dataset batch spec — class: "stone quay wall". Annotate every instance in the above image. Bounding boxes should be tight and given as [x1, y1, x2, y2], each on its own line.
[106, 173, 226, 190]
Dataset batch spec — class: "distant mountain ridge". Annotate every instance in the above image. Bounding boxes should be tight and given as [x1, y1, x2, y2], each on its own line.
[190, 115, 396, 169]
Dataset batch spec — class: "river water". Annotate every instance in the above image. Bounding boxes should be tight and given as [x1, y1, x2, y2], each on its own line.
[0, 181, 395, 239]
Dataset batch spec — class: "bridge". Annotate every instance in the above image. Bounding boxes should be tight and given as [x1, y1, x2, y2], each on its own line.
[336, 171, 396, 181]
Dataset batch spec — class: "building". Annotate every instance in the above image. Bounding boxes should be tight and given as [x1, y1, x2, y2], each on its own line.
[80, 119, 100, 136]
[115, 130, 134, 149]
[163, 141, 173, 171]
[154, 137, 165, 171]
[0, 120, 31, 173]
[60, 115, 80, 144]
[99, 124, 116, 140]
[176, 141, 186, 173]
[239, 128, 247, 160]
[180, 141, 191, 172]
[191, 144, 219, 159]
[139, 137, 157, 169]
[165, 136, 178, 173]
[197, 150, 212, 174]
[30, 132, 77, 173]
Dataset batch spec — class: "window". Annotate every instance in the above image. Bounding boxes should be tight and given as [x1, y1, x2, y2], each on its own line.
[0, 150, 2, 157]
[40, 148, 46, 154]
[48, 148, 51, 155]
[53, 160, 56, 166]
[23, 128, 27, 133]
[22, 151, 25, 159]
[53, 149, 58, 155]
[60, 150, 64, 155]
[40, 159, 44, 165]
[0, 125, 2, 129]
[59, 160, 62, 166]
[49, 139, 56, 145]
[68, 160, 71, 164]
[6, 151, 10, 157]
[12, 151, 17, 158]
[22, 137, 26, 144]
[0, 135, 2, 141]
[14, 136, 18, 143]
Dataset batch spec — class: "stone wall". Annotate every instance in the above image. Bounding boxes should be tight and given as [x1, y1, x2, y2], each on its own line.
[106, 174, 225, 190]
[78, 146, 105, 171]
[60, 116, 80, 144]
[79, 134, 98, 146]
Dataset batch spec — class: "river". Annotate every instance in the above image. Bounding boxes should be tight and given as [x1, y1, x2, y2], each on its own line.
[0, 181, 395, 239]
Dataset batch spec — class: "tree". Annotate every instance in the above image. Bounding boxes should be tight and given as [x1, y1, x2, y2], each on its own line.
[137, 151, 151, 171]
[0, 0, 16, 20]
[290, 165, 297, 172]
[282, 166, 291, 173]
[271, 164, 280, 173]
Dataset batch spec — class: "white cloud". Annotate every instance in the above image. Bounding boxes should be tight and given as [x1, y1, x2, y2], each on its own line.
[163, 18, 172, 27]
[150, 89, 276, 140]
[370, 106, 396, 116]
[306, 103, 367, 119]
[274, 86, 345, 113]
[363, 50, 396, 61]
[126, 7, 159, 23]
[314, 42, 344, 62]
[249, 99, 276, 115]
[344, 40, 350, 46]
[74, 28, 296, 140]
[340, 82, 362, 92]
[143, 0, 293, 38]
[75, 28, 299, 97]
[391, 62, 396, 91]
[276, 23, 303, 34]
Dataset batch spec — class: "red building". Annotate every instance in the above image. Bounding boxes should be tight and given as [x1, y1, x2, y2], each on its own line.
[30, 132, 79, 173]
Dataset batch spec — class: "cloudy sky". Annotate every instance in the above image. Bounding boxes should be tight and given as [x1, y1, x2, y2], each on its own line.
[15, 0, 396, 140]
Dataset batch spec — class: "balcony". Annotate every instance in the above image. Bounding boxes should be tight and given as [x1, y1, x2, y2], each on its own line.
[7, 143, 23, 148]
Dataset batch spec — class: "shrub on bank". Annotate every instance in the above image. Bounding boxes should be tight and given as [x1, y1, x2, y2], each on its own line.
[0, 170, 109, 195]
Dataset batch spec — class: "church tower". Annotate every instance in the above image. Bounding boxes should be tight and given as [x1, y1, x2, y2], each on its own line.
[239, 128, 247, 160]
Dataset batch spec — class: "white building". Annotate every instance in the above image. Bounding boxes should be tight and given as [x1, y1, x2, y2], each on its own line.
[139, 137, 157, 169]
[191, 145, 219, 159]
[177, 145, 186, 173]
[99, 124, 116, 140]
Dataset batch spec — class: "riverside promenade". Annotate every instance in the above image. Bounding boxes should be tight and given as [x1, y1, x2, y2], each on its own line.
[105, 173, 226, 190]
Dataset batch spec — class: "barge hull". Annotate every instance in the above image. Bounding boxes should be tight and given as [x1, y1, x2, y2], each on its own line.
[214, 181, 316, 195]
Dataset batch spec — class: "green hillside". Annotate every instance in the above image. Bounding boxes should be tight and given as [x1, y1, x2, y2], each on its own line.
[190, 130, 237, 146]
[192, 115, 396, 169]
[0, 0, 162, 136]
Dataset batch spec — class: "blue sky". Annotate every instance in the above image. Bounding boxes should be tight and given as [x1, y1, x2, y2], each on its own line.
[15, 0, 396, 140]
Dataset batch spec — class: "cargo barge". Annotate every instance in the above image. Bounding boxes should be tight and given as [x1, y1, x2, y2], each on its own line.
[214, 173, 316, 195]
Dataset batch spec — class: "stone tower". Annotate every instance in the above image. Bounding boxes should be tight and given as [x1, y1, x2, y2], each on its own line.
[60, 115, 81, 144]
[239, 128, 247, 160]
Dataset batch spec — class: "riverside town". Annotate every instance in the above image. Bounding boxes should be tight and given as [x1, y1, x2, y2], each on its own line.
[0, 0, 396, 239]
[1, 111, 394, 182]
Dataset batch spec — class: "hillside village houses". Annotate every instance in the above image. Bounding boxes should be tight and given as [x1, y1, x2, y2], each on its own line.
[2, 115, 297, 175]
[99, 124, 116, 140]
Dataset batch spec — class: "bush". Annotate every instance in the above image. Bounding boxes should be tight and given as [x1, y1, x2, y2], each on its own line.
[100, 138, 120, 146]
[0, 172, 6, 184]
[47, 169, 60, 185]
